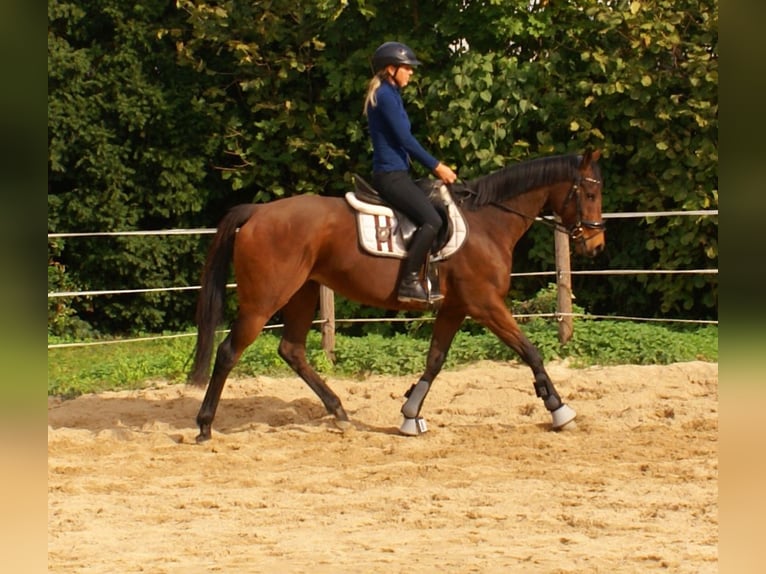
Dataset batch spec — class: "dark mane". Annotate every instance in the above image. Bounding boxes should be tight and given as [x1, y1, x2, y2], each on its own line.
[454, 154, 591, 209]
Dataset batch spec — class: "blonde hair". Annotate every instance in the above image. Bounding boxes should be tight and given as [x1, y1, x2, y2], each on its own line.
[363, 73, 386, 116]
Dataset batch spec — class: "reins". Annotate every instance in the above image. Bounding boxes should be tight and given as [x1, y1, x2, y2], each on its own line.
[454, 174, 605, 242]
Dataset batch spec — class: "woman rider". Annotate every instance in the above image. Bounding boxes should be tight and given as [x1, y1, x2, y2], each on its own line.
[363, 41, 458, 303]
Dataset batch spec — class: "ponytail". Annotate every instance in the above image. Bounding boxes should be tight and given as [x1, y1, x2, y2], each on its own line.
[363, 73, 385, 116]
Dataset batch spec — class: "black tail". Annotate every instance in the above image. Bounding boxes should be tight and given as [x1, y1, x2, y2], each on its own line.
[188, 204, 258, 385]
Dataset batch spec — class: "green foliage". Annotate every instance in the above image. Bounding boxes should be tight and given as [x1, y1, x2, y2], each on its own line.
[48, 0, 229, 334]
[48, 336, 196, 398]
[511, 282, 586, 319]
[48, 321, 717, 398]
[564, 322, 718, 367]
[48, 0, 718, 338]
[423, 0, 718, 318]
[332, 333, 430, 375]
[47, 239, 97, 339]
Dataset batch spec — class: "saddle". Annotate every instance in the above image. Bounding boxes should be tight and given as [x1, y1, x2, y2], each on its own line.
[345, 174, 469, 261]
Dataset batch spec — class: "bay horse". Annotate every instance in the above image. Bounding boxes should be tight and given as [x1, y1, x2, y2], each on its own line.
[189, 150, 605, 442]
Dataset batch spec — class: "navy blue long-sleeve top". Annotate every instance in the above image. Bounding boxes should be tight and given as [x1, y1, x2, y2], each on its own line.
[367, 81, 439, 174]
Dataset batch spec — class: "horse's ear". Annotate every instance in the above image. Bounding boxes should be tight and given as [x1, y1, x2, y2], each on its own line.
[580, 148, 601, 169]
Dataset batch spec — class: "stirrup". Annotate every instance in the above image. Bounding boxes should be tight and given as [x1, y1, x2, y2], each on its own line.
[397, 289, 429, 303]
[426, 276, 443, 302]
[425, 257, 443, 302]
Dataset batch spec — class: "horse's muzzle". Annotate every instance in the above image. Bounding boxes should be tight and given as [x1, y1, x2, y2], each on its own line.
[572, 224, 605, 257]
[586, 241, 605, 257]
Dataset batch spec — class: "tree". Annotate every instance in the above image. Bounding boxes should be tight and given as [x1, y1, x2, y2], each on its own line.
[48, 0, 230, 334]
[48, 0, 718, 338]
[422, 0, 718, 317]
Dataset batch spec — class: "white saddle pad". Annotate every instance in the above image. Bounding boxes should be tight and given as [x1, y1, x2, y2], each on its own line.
[344, 184, 469, 261]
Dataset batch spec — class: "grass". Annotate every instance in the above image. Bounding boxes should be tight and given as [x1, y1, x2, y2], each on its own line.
[48, 320, 718, 398]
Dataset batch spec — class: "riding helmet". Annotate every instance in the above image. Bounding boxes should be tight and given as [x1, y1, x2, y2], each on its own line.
[371, 42, 422, 72]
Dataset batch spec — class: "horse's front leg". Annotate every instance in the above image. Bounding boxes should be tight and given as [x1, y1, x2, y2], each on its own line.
[523, 339, 577, 430]
[399, 307, 466, 436]
[478, 304, 576, 431]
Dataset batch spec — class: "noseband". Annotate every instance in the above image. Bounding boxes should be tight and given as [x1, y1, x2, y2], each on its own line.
[562, 174, 606, 242]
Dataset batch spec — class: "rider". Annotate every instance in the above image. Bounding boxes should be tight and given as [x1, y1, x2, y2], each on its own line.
[363, 41, 458, 303]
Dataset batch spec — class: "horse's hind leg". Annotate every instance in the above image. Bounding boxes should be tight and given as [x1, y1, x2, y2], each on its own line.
[399, 307, 466, 435]
[277, 281, 349, 425]
[196, 312, 269, 443]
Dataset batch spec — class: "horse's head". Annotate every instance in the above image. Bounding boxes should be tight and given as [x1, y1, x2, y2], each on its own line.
[553, 149, 606, 257]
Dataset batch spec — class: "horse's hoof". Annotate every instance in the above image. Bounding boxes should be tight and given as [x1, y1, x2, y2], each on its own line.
[551, 404, 577, 431]
[334, 419, 353, 432]
[558, 419, 577, 431]
[332, 406, 350, 421]
[399, 416, 428, 436]
[195, 426, 212, 444]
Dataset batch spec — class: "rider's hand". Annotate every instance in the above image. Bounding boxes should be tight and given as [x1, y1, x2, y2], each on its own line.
[433, 162, 458, 184]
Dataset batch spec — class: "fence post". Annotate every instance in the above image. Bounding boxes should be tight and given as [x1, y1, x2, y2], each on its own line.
[319, 285, 336, 361]
[554, 220, 573, 344]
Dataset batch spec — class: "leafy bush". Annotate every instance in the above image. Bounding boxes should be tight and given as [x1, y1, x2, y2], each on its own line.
[48, 336, 195, 398]
[48, 0, 718, 339]
[48, 321, 717, 398]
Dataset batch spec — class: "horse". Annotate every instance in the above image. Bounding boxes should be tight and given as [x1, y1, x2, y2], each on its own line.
[189, 150, 605, 442]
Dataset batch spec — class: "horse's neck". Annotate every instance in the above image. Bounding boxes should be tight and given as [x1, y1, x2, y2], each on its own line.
[508, 186, 551, 223]
[504, 185, 559, 244]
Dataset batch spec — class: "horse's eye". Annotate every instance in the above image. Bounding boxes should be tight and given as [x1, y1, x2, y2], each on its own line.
[586, 192, 596, 201]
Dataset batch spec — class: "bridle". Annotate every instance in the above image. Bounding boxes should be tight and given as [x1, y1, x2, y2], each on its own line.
[457, 173, 606, 242]
[560, 174, 606, 242]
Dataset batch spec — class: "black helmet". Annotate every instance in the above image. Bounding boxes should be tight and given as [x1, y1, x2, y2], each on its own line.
[371, 42, 422, 72]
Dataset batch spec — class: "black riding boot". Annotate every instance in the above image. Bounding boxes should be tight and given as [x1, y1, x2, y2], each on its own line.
[398, 224, 441, 303]
[398, 271, 429, 303]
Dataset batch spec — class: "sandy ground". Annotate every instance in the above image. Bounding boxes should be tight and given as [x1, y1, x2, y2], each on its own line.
[48, 360, 718, 573]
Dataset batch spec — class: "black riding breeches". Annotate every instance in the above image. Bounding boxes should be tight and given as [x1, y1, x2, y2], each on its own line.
[373, 170, 442, 273]
[372, 171, 442, 231]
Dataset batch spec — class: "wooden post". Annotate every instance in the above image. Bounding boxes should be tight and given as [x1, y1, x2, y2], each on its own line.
[554, 221, 574, 345]
[319, 285, 336, 362]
